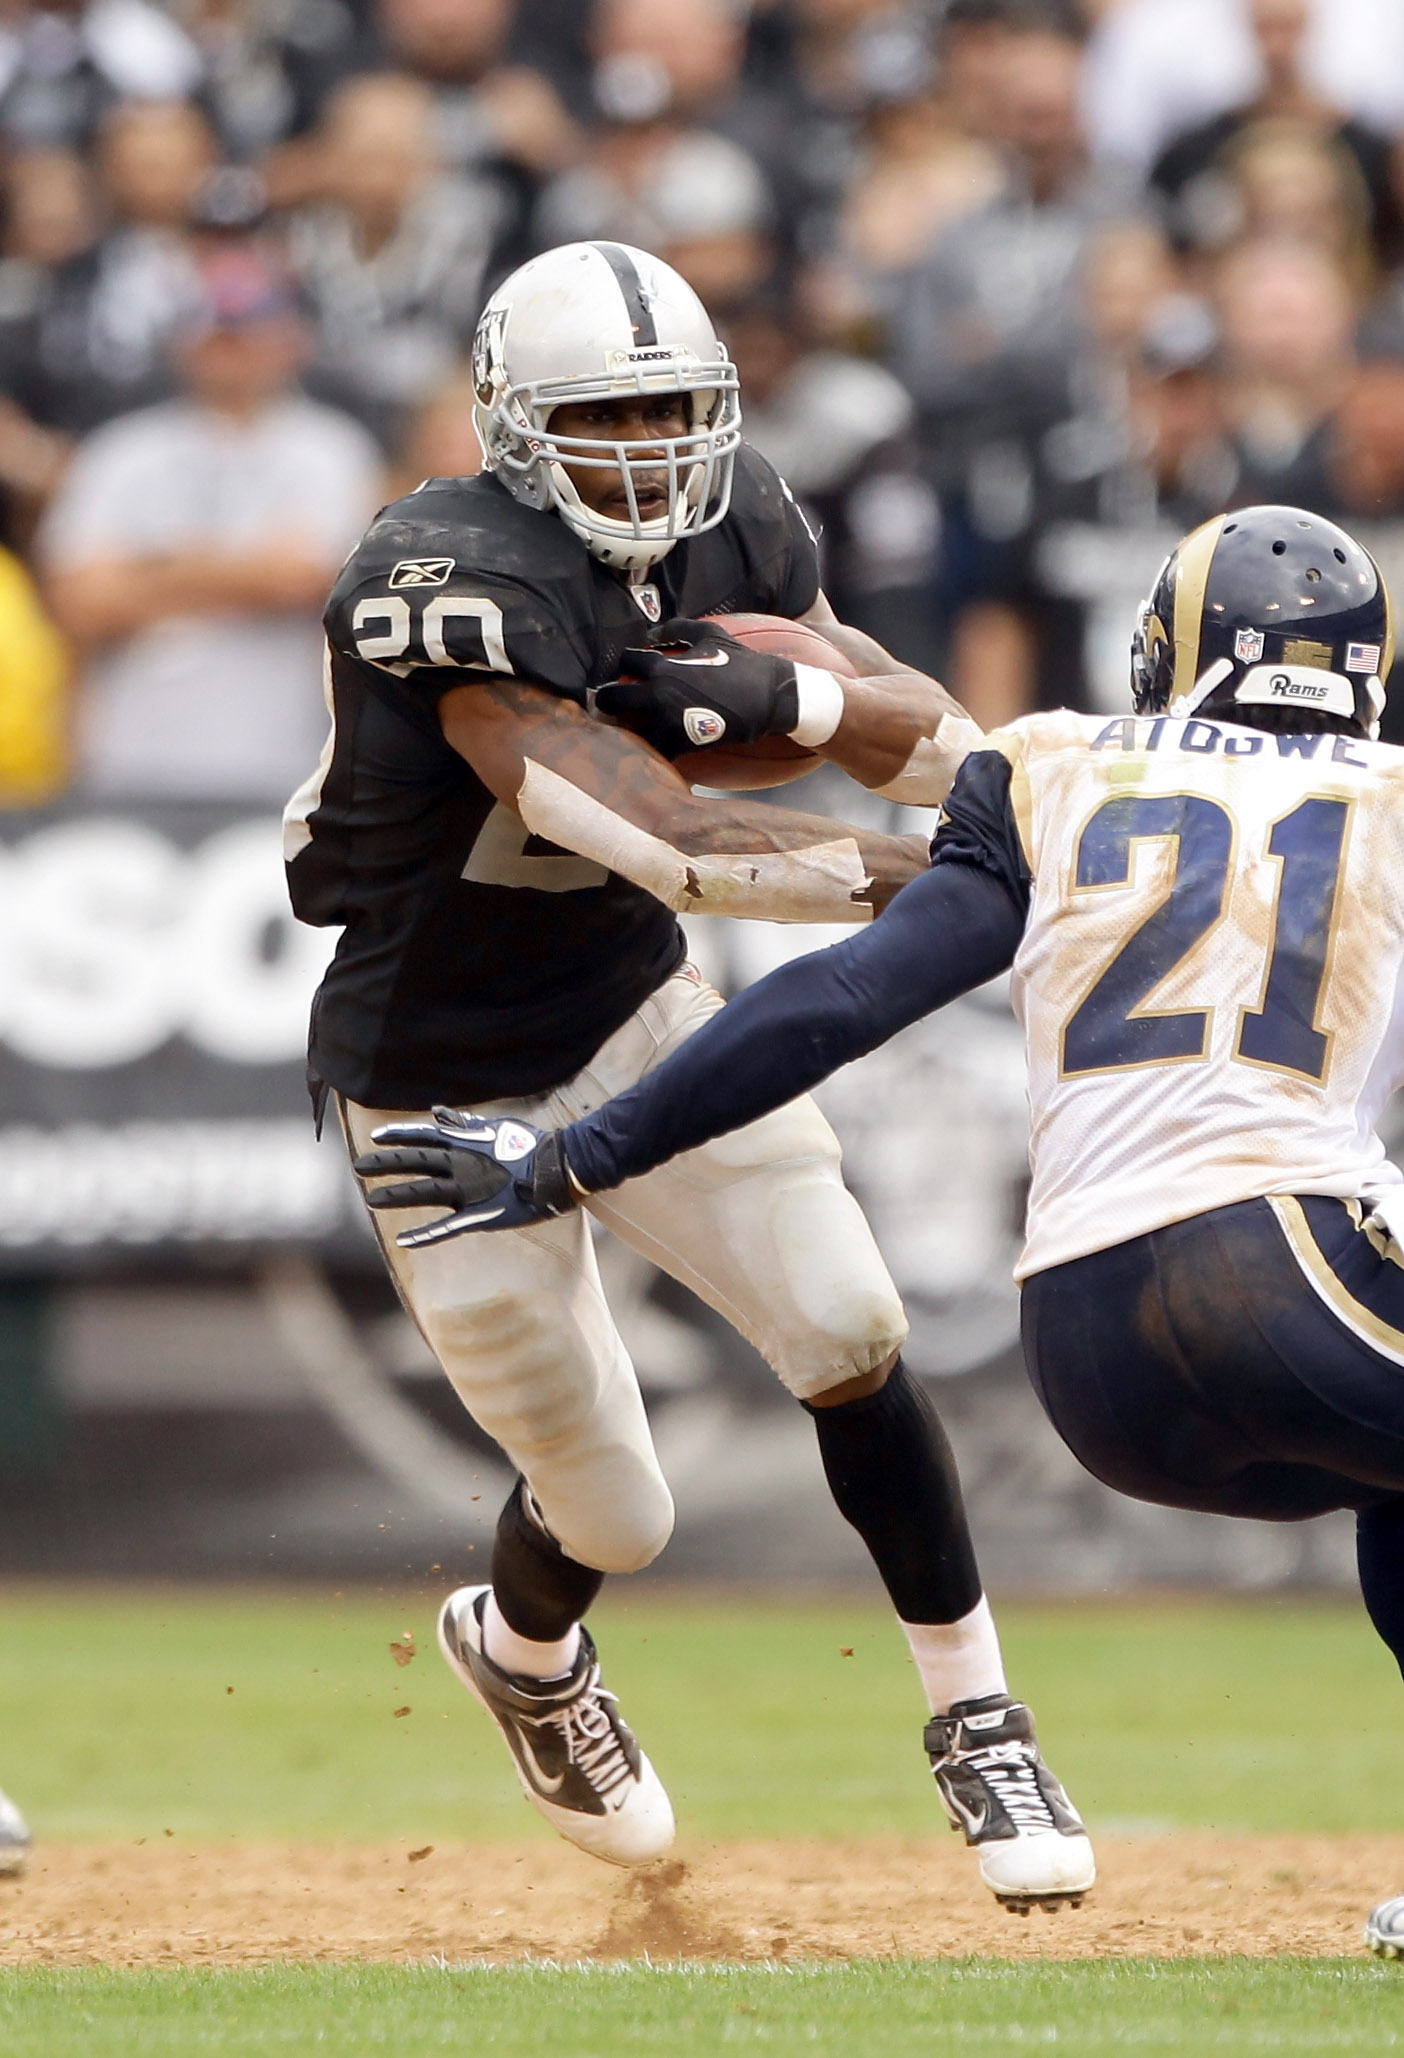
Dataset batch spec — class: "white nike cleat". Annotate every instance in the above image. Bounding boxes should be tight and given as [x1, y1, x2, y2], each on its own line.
[924, 1694, 1096, 1912]
[0, 1788, 30, 1876]
[437, 1584, 675, 1867]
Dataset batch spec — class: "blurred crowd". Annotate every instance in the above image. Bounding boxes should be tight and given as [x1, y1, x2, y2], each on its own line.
[2, 0, 1404, 801]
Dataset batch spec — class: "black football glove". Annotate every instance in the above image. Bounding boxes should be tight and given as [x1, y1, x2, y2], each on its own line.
[591, 617, 802, 757]
[353, 1107, 580, 1248]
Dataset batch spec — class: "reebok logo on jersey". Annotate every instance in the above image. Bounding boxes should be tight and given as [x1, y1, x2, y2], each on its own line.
[684, 708, 726, 746]
[389, 558, 455, 588]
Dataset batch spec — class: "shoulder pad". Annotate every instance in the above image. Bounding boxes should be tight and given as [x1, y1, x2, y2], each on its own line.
[708, 442, 820, 618]
[324, 475, 592, 692]
[984, 710, 1093, 761]
[728, 443, 815, 542]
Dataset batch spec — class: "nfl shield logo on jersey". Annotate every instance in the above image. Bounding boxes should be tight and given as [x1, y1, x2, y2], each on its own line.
[1234, 628, 1265, 664]
[631, 583, 662, 622]
[389, 558, 455, 589]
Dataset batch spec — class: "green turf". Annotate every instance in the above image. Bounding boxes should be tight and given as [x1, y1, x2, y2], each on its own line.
[0, 1587, 1399, 1843]
[3, 1961, 1404, 2057]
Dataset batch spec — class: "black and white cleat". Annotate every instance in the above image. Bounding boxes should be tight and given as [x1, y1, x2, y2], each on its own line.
[926, 1694, 1096, 1912]
[437, 1584, 674, 1868]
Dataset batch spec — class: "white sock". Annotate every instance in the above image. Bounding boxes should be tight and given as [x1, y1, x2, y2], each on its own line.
[483, 1592, 581, 1681]
[901, 1596, 1008, 1715]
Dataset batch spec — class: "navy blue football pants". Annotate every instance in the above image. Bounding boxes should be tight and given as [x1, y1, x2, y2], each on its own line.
[1021, 1195, 1404, 1678]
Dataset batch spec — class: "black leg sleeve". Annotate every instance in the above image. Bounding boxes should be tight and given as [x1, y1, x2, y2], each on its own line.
[489, 1479, 606, 1643]
[805, 1359, 983, 1625]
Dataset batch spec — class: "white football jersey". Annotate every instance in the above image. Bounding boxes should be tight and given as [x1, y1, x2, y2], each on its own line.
[983, 709, 1404, 1278]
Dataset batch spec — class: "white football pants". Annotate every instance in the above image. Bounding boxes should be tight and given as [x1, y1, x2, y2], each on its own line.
[343, 962, 908, 1574]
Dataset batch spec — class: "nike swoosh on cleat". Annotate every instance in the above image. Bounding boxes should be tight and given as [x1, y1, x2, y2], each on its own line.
[514, 1729, 567, 1796]
[944, 1791, 989, 1836]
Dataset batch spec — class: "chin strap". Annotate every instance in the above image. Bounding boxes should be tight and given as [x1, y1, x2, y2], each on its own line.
[1170, 658, 1235, 717]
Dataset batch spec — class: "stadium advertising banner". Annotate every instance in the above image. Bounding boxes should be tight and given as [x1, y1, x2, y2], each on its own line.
[0, 799, 360, 1266]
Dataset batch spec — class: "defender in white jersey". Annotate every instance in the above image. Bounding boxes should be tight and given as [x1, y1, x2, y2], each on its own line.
[1003, 699, 1404, 1279]
[359, 505, 1404, 1939]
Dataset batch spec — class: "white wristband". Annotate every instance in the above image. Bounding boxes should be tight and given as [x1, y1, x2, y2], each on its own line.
[789, 663, 846, 749]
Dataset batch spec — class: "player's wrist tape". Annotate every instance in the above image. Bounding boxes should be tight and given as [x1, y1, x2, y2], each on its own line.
[788, 664, 845, 749]
[872, 710, 985, 806]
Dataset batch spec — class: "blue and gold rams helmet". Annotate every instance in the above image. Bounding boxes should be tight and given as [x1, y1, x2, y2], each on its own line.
[1131, 505, 1395, 737]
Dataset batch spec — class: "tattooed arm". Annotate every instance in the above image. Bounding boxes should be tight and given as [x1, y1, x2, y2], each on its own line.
[798, 590, 983, 805]
[438, 675, 928, 921]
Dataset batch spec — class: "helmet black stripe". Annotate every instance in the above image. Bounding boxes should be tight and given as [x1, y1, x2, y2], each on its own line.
[593, 243, 659, 347]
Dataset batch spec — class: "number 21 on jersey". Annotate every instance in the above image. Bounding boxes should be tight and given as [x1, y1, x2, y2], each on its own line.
[1060, 792, 1351, 1083]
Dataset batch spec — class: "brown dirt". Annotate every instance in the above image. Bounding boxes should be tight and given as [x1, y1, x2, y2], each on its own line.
[0, 1834, 1399, 1964]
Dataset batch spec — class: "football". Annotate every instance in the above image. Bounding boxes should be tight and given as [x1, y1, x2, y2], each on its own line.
[674, 612, 859, 790]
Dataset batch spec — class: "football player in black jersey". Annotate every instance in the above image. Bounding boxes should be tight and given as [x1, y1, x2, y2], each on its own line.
[298, 241, 1092, 1906]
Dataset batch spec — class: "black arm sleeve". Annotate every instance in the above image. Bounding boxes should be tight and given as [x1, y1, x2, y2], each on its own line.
[562, 858, 1025, 1194]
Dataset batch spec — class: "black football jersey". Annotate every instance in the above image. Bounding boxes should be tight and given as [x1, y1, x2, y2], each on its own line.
[288, 443, 821, 1107]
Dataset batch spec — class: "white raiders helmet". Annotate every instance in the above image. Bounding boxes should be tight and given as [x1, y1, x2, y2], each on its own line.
[471, 241, 742, 572]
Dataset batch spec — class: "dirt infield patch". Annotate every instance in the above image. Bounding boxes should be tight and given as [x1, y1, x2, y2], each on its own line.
[0, 1834, 1400, 1965]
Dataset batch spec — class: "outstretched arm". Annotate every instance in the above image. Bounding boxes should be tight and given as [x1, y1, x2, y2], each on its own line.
[355, 743, 1033, 1244]
[563, 858, 1022, 1190]
[353, 857, 1024, 1245]
[439, 673, 930, 921]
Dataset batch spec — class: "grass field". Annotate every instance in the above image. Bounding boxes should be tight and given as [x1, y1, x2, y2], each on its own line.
[2, 1585, 1403, 2052]
[2, 1585, 1401, 1841]
[5, 1960, 1404, 2057]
